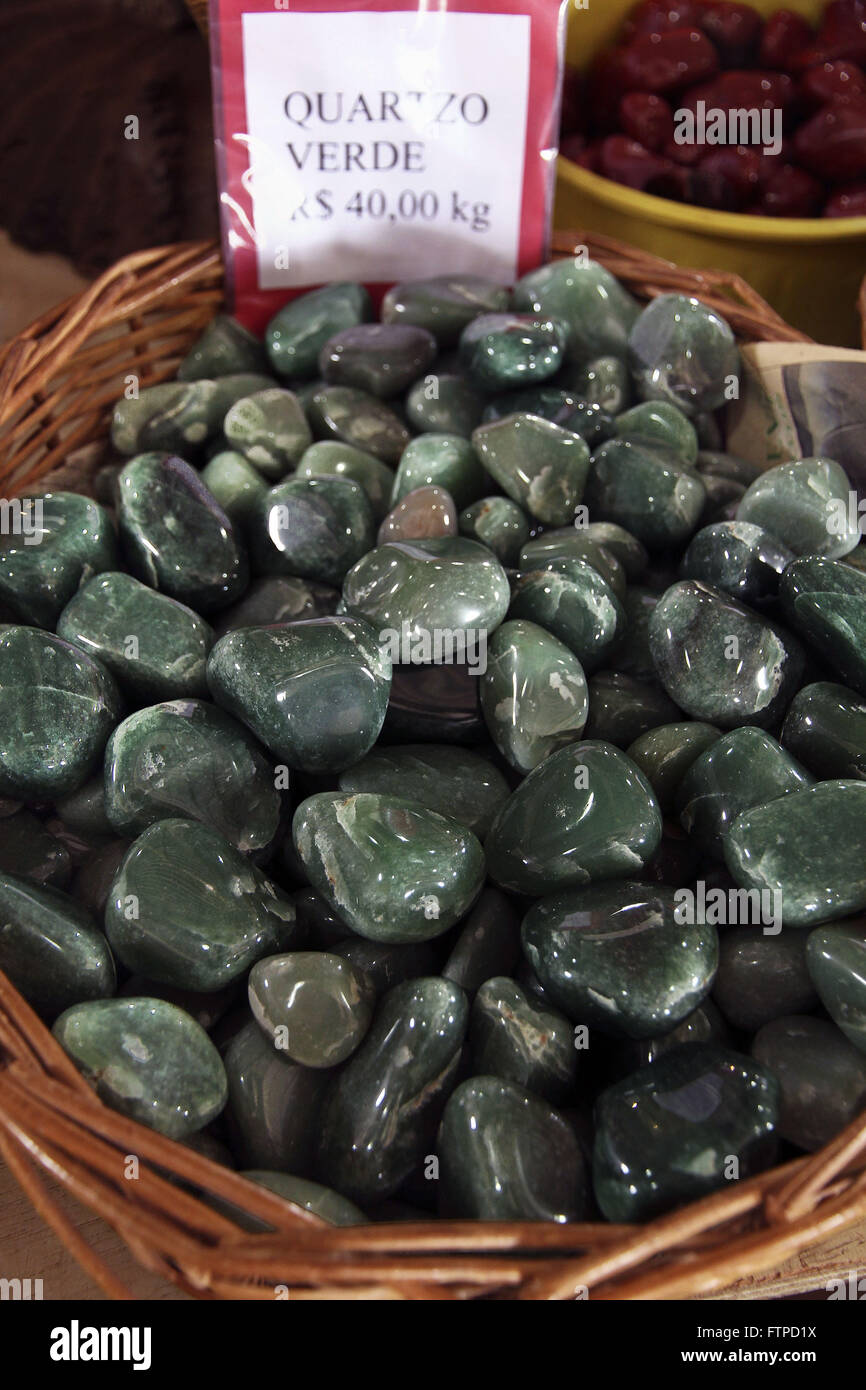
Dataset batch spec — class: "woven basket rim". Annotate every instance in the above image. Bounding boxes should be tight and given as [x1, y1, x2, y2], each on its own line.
[1, 231, 865, 1301]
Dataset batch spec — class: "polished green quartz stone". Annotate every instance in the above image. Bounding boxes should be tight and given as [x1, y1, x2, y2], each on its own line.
[648, 580, 806, 728]
[253, 475, 375, 585]
[248, 951, 375, 1068]
[699, 474, 746, 526]
[337, 744, 509, 840]
[753, 1016, 866, 1152]
[224, 1020, 328, 1172]
[628, 293, 741, 418]
[0, 810, 71, 888]
[105, 819, 297, 989]
[470, 977, 578, 1102]
[116, 453, 248, 613]
[593, 1045, 779, 1222]
[378, 486, 457, 544]
[613, 401, 698, 465]
[382, 275, 510, 344]
[223, 388, 312, 480]
[239, 1171, 366, 1228]
[472, 414, 590, 527]
[208, 374, 283, 422]
[584, 672, 681, 748]
[319, 323, 436, 398]
[437, 1075, 586, 1222]
[696, 450, 762, 486]
[296, 441, 395, 522]
[0, 627, 120, 801]
[782, 681, 866, 780]
[111, 381, 225, 456]
[307, 385, 409, 464]
[582, 523, 648, 582]
[53, 997, 227, 1138]
[604, 587, 661, 682]
[200, 451, 269, 529]
[481, 386, 581, 426]
[458, 313, 569, 391]
[737, 457, 859, 559]
[441, 886, 521, 995]
[806, 920, 866, 1053]
[404, 373, 486, 437]
[566, 356, 633, 413]
[57, 572, 213, 703]
[0, 873, 115, 1016]
[486, 741, 662, 895]
[177, 314, 267, 380]
[104, 700, 281, 853]
[522, 882, 718, 1038]
[459, 496, 530, 567]
[713, 929, 816, 1031]
[585, 439, 707, 549]
[317, 977, 467, 1201]
[342, 537, 510, 644]
[508, 559, 624, 672]
[211, 575, 339, 637]
[617, 998, 730, 1073]
[726, 782, 866, 928]
[626, 722, 720, 813]
[0, 492, 118, 630]
[513, 258, 639, 360]
[676, 727, 812, 860]
[207, 617, 390, 773]
[480, 618, 588, 774]
[390, 434, 485, 510]
[518, 531, 626, 600]
[779, 557, 866, 695]
[333, 938, 438, 997]
[293, 792, 485, 943]
[266, 283, 371, 379]
[680, 521, 793, 606]
[559, 401, 617, 449]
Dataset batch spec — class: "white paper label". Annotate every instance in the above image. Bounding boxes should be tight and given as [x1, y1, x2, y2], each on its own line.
[241, 11, 531, 289]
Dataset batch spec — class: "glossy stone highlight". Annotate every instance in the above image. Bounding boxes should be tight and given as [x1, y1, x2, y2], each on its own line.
[266, 283, 371, 379]
[480, 619, 589, 774]
[224, 388, 312, 478]
[459, 313, 568, 391]
[320, 323, 436, 397]
[737, 457, 860, 559]
[0, 873, 115, 1016]
[0, 492, 117, 629]
[248, 952, 375, 1068]
[585, 439, 706, 549]
[782, 682, 866, 780]
[470, 978, 578, 1102]
[390, 434, 485, 510]
[807, 920, 866, 1053]
[252, 475, 376, 586]
[628, 293, 741, 418]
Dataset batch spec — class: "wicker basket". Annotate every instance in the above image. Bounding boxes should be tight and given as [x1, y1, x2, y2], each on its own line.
[1, 232, 865, 1302]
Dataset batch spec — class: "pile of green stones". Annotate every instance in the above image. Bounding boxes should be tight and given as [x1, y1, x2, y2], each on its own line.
[1, 258, 866, 1231]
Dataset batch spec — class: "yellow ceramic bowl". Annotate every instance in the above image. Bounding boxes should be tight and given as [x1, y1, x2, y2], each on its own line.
[555, 0, 866, 346]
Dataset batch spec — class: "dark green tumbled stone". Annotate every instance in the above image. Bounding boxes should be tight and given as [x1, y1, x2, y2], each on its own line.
[562, 354, 632, 414]
[586, 439, 706, 549]
[605, 586, 659, 681]
[508, 558, 623, 672]
[0, 810, 71, 888]
[614, 401, 698, 465]
[110, 381, 224, 456]
[71, 841, 129, 920]
[116, 453, 248, 613]
[560, 400, 617, 448]
[382, 661, 485, 745]
[726, 782, 866, 927]
[626, 722, 720, 813]
[737, 457, 859, 559]
[0, 627, 120, 801]
[780, 557, 866, 695]
[696, 450, 762, 486]
[0, 492, 117, 629]
[752, 1016, 866, 1152]
[391, 433, 485, 510]
[459, 313, 568, 391]
[404, 373, 485, 437]
[104, 699, 281, 853]
[583, 523, 648, 582]
[293, 792, 485, 943]
[628, 294, 741, 418]
[337, 743, 508, 840]
[224, 1021, 328, 1173]
[382, 275, 510, 344]
[648, 580, 805, 728]
[177, 314, 266, 380]
[676, 727, 813, 860]
[118, 973, 237, 1033]
[212, 575, 339, 637]
[593, 1045, 779, 1222]
[296, 441, 395, 522]
[472, 414, 590, 526]
[252, 475, 375, 585]
[522, 882, 718, 1038]
[320, 323, 436, 398]
[207, 617, 390, 773]
[470, 978, 578, 1102]
[713, 928, 816, 1031]
[481, 386, 580, 426]
[266, 283, 371, 379]
[200, 451, 269, 529]
[513, 258, 639, 360]
[782, 681, 866, 780]
[807, 920, 866, 1053]
[518, 531, 626, 600]
[583, 672, 681, 748]
[57, 572, 213, 702]
[239, 1171, 366, 1227]
[680, 521, 793, 606]
[53, 997, 227, 1138]
[223, 388, 312, 479]
[105, 819, 297, 989]
[617, 998, 729, 1073]
[333, 937, 438, 997]
[0, 873, 115, 1016]
[317, 977, 468, 1201]
[441, 886, 521, 995]
[459, 496, 530, 567]
[248, 951, 375, 1068]
[480, 618, 588, 774]
[307, 385, 409, 463]
[486, 741, 662, 895]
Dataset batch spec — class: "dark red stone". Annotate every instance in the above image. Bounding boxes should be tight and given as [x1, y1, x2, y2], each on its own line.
[619, 27, 721, 94]
[698, 2, 764, 67]
[692, 145, 766, 208]
[759, 9, 814, 69]
[597, 135, 681, 193]
[800, 59, 866, 109]
[621, 1, 703, 42]
[681, 69, 797, 118]
[794, 98, 866, 179]
[619, 91, 676, 151]
[757, 162, 825, 215]
[823, 179, 866, 212]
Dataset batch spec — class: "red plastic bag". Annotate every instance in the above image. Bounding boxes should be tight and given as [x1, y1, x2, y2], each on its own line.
[209, 0, 568, 331]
